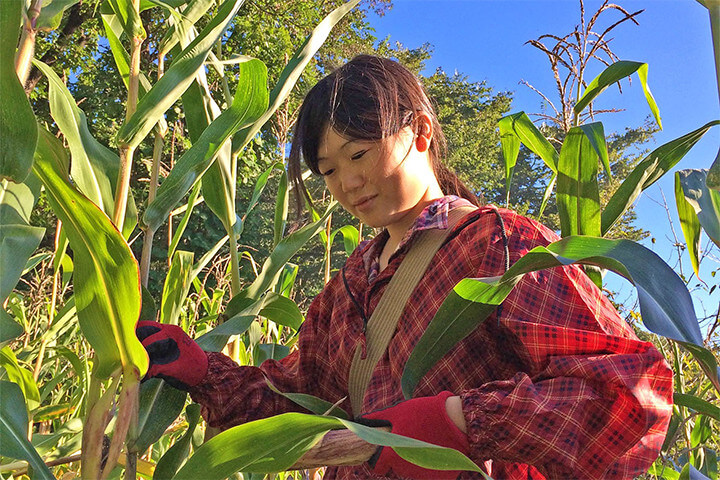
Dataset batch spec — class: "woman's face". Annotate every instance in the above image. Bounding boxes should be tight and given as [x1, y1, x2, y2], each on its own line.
[316, 122, 443, 240]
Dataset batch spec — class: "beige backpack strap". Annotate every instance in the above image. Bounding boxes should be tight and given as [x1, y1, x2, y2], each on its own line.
[347, 206, 476, 414]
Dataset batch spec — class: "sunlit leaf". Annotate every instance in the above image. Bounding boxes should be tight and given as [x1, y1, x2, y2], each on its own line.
[402, 235, 713, 398]
[104, 0, 146, 40]
[161, 251, 195, 326]
[602, 121, 720, 235]
[496, 112, 558, 174]
[172, 413, 481, 479]
[230, 0, 362, 157]
[575, 60, 661, 128]
[498, 114, 521, 205]
[33, 59, 138, 237]
[259, 292, 303, 330]
[117, 0, 246, 149]
[168, 182, 202, 260]
[0, 0, 38, 183]
[0, 346, 40, 411]
[331, 225, 360, 257]
[36, 0, 80, 30]
[264, 378, 349, 419]
[142, 58, 268, 232]
[0, 381, 55, 480]
[557, 126, 601, 238]
[677, 169, 720, 248]
[198, 203, 336, 351]
[274, 168, 290, 246]
[32, 126, 147, 378]
[675, 171, 702, 278]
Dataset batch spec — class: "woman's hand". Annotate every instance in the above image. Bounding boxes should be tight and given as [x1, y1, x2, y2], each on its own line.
[360, 391, 470, 479]
[135, 321, 208, 391]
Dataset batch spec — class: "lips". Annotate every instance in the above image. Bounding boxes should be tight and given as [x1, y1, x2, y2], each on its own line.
[352, 194, 377, 211]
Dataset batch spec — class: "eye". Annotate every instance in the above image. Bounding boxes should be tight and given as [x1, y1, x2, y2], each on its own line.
[320, 168, 335, 177]
[351, 149, 368, 161]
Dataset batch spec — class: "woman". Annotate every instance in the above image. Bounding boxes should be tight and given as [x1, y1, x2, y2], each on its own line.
[137, 55, 673, 479]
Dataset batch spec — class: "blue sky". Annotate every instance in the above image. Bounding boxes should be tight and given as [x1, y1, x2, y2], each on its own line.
[367, 0, 719, 325]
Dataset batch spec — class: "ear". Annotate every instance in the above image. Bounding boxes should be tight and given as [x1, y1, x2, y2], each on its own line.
[414, 112, 433, 153]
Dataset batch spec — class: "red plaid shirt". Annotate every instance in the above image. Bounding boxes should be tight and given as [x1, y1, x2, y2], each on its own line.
[190, 199, 673, 479]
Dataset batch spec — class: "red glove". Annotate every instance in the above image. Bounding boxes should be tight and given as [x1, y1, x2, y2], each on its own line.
[361, 391, 470, 479]
[135, 320, 208, 391]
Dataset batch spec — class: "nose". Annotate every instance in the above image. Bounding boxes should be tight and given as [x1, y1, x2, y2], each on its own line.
[339, 164, 365, 193]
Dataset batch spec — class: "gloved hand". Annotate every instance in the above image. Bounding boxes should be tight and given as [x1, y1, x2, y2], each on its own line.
[135, 320, 208, 391]
[360, 391, 470, 479]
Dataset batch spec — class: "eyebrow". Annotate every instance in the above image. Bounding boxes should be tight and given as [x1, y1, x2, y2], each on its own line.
[317, 138, 359, 163]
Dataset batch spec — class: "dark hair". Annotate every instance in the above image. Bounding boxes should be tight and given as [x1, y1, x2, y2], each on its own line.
[288, 54, 480, 213]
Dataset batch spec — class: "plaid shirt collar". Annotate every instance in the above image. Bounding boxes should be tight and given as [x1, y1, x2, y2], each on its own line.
[364, 195, 474, 283]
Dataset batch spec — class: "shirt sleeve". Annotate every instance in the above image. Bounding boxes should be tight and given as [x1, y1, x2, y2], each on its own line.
[188, 272, 346, 430]
[460, 211, 674, 479]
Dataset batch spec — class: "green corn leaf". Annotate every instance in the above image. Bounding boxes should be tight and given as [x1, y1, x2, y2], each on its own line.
[117, 0, 245, 149]
[678, 462, 708, 480]
[496, 112, 558, 174]
[0, 346, 40, 411]
[198, 203, 337, 351]
[331, 225, 360, 257]
[158, 0, 216, 56]
[104, 0, 146, 40]
[538, 171, 557, 218]
[578, 122, 610, 177]
[402, 235, 713, 399]
[168, 181, 202, 260]
[254, 343, 290, 365]
[675, 172, 703, 278]
[498, 114, 521, 205]
[172, 413, 481, 479]
[130, 378, 187, 454]
[0, 0, 38, 184]
[258, 292, 303, 330]
[0, 381, 55, 480]
[0, 225, 44, 336]
[142, 58, 268, 232]
[575, 61, 662, 129]
[674, 393, 720, 421]
[264, 378, 349, 419]
[557, 126, 601, 238]
[231, 0, 361, 157]
[153, 403, 201, 479]
[33, 59, 138, 237]
[276, 263, 299, 297]
[602, 121, 720, 235]
[274, 168, 290, 246]
[678, 169, 720, 248]
[161, 251, 195, 325]
[0, 172, 41, 225]
[0, 173, 43, 342]
[230, 201, 337, 304]
[100, 10, 167, 132]
[708, 148, 720, 190]
[32, 126, 147, 379]
[36, 0, 81, 30]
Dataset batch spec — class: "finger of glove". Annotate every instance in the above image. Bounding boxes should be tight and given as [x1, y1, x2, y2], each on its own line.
[136, 321, 162, 341]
